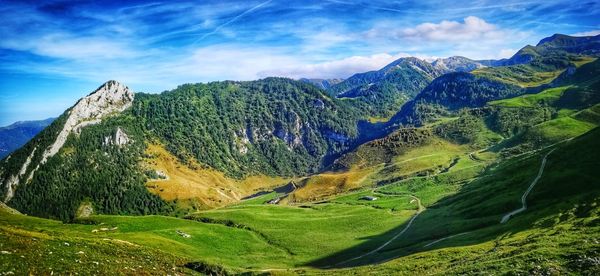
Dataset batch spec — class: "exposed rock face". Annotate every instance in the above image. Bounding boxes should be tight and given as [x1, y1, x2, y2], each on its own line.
[234, 111, 304, 153]
[103, 127, 131, 147]
[324, 131, 350, 143]
[431, 56, 485, 73]
[233, 128, 251, 154]
[4, 147, 36, 201]
[2, 80, 134, 202]
[42, 80, 133, 163]
[76, 201, 94, 218]
[313, 99, 325, 109]
[274, 111, 303, 149]
[381, 57, 441, 78]
[299, 78, 344, 90]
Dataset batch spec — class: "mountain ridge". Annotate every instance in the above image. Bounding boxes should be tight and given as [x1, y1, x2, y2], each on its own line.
[1, 33, 599, 221]
[0, 118, 54, 160]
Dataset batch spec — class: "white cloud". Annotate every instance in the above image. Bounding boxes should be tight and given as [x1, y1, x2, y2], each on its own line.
[166, 46, 299, 81]
[363, 16, 530, 60]
[571, 30, 600, 37]
[4, 43, 430, 91]
[1, 33, 138, 60]
[383, 16, 504, 42]
[259, 52, 412, 79]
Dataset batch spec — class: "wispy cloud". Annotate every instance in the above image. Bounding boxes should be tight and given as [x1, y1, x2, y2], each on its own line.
[1, 0, 599, 125]
[1, 33, 138, 60]
[260, 52, 413, 79]
[365, 16, 523, 44]
[571, 29, 600, 37]
[396, 16, 500, 42]
[196, 0, 273, 42]
[363, 16, 530, 59]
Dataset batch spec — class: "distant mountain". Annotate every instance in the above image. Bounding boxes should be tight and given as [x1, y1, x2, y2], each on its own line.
[431, 56, 486, 73]
[299, 78, 344, 90]
[479, 34, 600, 67]
[0, 118, 54, 160]
[390, 33, 600, 126]
[3, 31, 600, 275]
[392, 72, 524, 125]
[536, 33, 600, 53]
[2, 33, 599, 222]
[327, 57, 442, 117]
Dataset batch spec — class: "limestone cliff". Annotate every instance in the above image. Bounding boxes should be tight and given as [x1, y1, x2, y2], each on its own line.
[2, 80, 134, 201]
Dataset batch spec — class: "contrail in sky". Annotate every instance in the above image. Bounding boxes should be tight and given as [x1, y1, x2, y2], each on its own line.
[196, 0, 273, 43]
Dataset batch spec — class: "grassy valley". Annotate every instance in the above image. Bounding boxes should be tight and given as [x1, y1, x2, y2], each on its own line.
[2, 125, 598, 274]
[1, 33, 599, 275]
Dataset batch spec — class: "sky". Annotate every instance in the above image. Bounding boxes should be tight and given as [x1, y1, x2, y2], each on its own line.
[1, 0, 599, 126]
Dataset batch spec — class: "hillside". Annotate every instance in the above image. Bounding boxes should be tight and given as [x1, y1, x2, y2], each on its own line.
[327, 57, 442, 118]
[3, 34, 599, 221]
[132, 78, 361, 178]
[391, 72, 524, 125]
[0, 78, 369, 220]
[389, 42, 599, 127]
[299, 78, 344, 90]
[0, 118, 54, 159]
[0, 32, 599, 275]
[1, 111, 597, 275]
[480, 34, 600, 67]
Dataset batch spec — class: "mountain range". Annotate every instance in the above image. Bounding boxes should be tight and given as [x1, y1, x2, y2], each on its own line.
[0, 118, 54, 159]
[1, 33, 599, 274]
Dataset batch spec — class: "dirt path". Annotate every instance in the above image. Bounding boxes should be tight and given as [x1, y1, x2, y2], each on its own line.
[334, 195, 423, 266]
[328, 142, 561, 267]
[422, 148, 557, 248]
[500, 149, 555, 223]
[372, 191, 424, 211]
[396, 154, 439, 164]
[423, 232, 471, 248]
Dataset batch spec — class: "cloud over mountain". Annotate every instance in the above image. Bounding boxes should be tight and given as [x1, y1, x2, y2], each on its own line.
[1, 0, 599, 125]
[397, 16, 500, 42]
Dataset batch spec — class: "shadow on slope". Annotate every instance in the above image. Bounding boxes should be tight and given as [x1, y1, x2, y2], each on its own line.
[307, 127, 600, 268]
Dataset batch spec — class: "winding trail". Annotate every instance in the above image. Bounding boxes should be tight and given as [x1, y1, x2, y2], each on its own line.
[423, 232, 471, 248]
[500, 149, 555, 223]
[334, 194, 423, 266]
[421, 148, 557, 248]
[333, 149, 484, 266]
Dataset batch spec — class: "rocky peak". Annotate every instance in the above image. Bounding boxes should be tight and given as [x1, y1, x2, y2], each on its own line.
[2, 81, 136, 201]
[382, 57, 440, 78]
[73, 80, 134, 127]
[43, 80, 134, 159]
[431, 56, 485, 73]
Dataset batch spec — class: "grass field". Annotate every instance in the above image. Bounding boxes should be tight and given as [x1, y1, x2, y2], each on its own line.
[1, 126, 598, 274]
[472, 66, 564, 88]
[0, 208, 195, 275]
[2, 73, 600, 274]
[290, 134, 487, 203]
[367, 116, 392, 123]
[489, 86, 572, 108]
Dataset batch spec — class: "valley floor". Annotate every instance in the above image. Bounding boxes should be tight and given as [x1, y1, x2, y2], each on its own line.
[2, 126, 600, 275]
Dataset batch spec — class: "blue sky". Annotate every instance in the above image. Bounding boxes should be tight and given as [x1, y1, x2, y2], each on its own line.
[1, 0, 599, 126]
